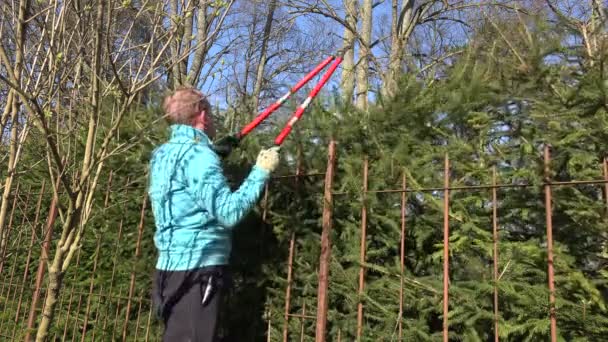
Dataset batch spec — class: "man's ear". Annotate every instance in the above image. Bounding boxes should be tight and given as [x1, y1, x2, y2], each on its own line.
[196, 109, 206, 125]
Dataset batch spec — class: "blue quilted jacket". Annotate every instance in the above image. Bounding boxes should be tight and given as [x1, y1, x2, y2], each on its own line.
[147, 124, 269, 271]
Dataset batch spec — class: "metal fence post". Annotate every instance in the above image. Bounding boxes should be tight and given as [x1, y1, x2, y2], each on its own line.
[315, 140, 336, 342]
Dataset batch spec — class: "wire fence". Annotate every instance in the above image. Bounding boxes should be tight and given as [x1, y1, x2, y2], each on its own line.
[0, 140, 607, 341]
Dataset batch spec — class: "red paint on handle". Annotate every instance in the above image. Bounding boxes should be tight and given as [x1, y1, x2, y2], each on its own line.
[274, 57, 343, 146]
[274, 126, 294, 146]
[290, 56, 335, 94]
[239, 101, 283, 137]
[239, 56, 335, 137]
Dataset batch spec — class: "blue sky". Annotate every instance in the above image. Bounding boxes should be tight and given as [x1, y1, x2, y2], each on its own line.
[191, 0, 396, 111]
[180, 0, 590, 114]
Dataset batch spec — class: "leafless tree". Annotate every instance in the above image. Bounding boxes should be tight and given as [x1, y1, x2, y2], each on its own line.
[355, 0, 373, 110]
[0, 0, 32, 262]
[0, 0, 243, 339]
[545, 0, 607, 66]
[168, 0, 235, 87]
[341, 0, 358, 105]
[252, 0, 279, 113]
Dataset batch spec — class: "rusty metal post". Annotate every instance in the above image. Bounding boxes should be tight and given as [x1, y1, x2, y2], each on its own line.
[282, 150, 303, 342]
[144, 301, 153, 342]
[104, 170, 113, 207]
[52, 283, 68, 341]
[101, 218, 125, 340]
[0, 229, 23, 334]
[8, 183, 32, 316]
[399, 171, 407, 340]
[443, 154, 450, 342]
[80, 235, 102, 341]
[102, 176, 129, 338]
[492, 167, 499, 342]
[267, 309, 272, 342]
[80, 172, 112, 340]
[26, 181, 58, 339]
[18, 180, 46, 341]
[356, 157, 369, 341]
[9, 184, 33, 339]
[543, 145, 557, 342]
[603, 157, 608, 215]
[0, 184, 21, 334]
[89, 285, 104, 341]
[299, 302, 306, 342]
[112, 287, 125, 341]
[315, 140, 336, 342]
[70, 295, 84, 341]
[603, 158, 608, 261]
[61, 249, 82, 341]
[134, 296, 144, 339]
[122, 195, 148, 341]
[7, 228, 28, 336]
[602, 157, 608, 206]
[0, 181, 21, 276]
[282, 233, 296, 342]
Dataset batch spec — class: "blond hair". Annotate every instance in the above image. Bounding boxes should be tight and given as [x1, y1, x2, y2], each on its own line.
[162, 87, 211, 125]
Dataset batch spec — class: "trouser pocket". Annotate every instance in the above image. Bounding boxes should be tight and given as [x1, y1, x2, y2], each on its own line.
[153, 266, 230, 341]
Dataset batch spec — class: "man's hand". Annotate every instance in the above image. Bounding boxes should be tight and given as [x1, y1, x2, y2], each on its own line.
[256, 146, 280, 173]
[213, 135, 241, 157]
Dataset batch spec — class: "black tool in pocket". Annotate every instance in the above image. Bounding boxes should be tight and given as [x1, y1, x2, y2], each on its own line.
[201, 275, 215, 307]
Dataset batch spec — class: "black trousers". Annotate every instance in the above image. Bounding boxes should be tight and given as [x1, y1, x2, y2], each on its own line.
[152, 265, 230, 342]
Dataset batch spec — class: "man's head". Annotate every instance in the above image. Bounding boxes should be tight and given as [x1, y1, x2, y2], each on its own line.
[163, 87, 216, 138]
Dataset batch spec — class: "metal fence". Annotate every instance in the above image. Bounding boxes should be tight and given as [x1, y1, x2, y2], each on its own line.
[0, 172, 159, 341]
[0, 140, 607, 341]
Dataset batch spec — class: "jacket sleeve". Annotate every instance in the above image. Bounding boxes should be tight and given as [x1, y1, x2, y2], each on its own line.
[183, 145, 270, 228]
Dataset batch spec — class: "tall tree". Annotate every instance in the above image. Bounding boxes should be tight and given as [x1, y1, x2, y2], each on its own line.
[383, 0, 423, 100]
[168, 0, 235, 87]
[355, 0, 373, 110]
[252, 0, 278, 113]
[545, 0, 607, 66]
[1, 0, 189, 338]
[0, 0, 31, 260]
[341, 0, 358, 105]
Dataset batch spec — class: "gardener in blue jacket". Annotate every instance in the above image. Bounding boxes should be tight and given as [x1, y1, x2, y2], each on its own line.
[148, 87, 279, 341]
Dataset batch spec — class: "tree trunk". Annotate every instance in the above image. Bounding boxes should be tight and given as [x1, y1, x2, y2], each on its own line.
[187, 0, 234, 87]
[35, 182, 86, 340]
[355, 0, 372, 110]
[170, 0, 183, 86]
[24, 193, 57, 341]
[252, 0, 278, 113]
[242, 3, 261, 118]
[188, 1, 210, 85]
[341, 0, 358, 105]
[0, 0, 29, 254]
[383, 0, 416, 100]
[0, 90, 14, 132]
[589, 0, 606, 62]
[592, 0, 606, 34]
[0, 96, 19, 255]
[35, 266, 63, 342]
[390, 0, 399, 69]
[35, 0, 104, 339]
[181, 0, 196, 85]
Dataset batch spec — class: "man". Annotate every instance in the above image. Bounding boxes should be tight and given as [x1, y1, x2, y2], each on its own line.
[148, 87, 279, 341]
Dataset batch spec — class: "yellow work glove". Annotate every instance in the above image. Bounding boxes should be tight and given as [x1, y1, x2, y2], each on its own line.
[256, 146, 280, 173]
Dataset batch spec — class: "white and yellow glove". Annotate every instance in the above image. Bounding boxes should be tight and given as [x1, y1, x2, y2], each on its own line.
[256, 146, 280, 173]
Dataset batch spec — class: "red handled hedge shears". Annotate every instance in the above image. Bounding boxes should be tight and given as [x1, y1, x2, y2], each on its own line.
[213, 49, 345, 157]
